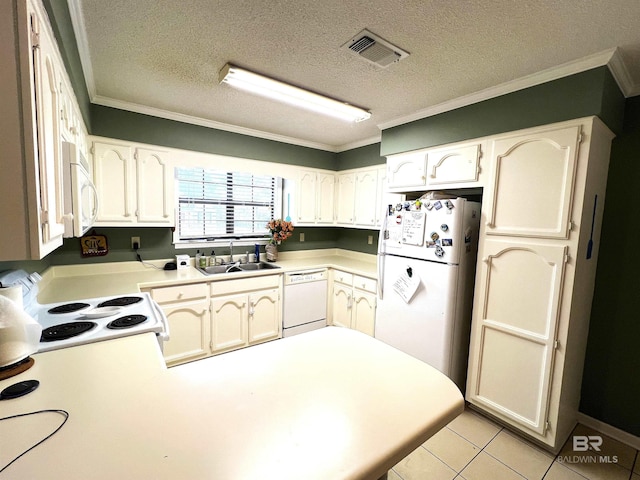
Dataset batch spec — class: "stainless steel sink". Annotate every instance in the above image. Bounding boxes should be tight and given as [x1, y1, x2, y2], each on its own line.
[239, 262, 280, 271]
[196, 262, 280, 275]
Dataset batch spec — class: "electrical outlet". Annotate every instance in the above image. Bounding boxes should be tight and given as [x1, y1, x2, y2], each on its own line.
[299, 233, 305, 242]
[367, 235, 373, 245]
[131, 236, 141, 249]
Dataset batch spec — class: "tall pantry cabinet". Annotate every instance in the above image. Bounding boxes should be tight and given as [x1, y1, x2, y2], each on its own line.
[466, 117, 614, 453]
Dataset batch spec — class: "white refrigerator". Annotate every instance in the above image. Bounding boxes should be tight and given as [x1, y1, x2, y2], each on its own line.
[375, 197, 481, 391]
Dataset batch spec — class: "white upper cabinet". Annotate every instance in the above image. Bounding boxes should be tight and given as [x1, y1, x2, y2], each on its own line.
[484, 126, 581, 239]
[426, 143, 482, 186]
[0, 0, 83, 260]
[386, 151, 427, 189]
[335, 173, 356, 224]
[316, 173, 336, 224]
[295, 169, 335, 225]
[32, 14, 66, 250]
[353, 169, 379, 226]
[92, 139, 174, 226]
[93, 141, 133, 224]
[135, 148, 173, 224]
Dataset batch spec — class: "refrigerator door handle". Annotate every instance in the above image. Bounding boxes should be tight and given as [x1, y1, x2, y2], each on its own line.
[377, 205, 390, 300]
[377, 253, 385, 300]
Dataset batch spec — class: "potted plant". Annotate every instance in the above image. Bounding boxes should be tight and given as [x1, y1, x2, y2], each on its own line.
[265, 219, 294, 261]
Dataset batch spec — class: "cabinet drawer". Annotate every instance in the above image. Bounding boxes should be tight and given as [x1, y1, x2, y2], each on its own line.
[210, 274, 280, 296]
[333, 270, 353, 286]
[151, 282, 208, 304]
[353, 275, 376, 294]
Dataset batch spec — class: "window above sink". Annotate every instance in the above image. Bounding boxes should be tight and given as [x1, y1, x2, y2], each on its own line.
[174, 166, 283, 247]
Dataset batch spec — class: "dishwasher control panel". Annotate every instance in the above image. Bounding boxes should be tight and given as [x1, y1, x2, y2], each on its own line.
[284, 269, 328, 284]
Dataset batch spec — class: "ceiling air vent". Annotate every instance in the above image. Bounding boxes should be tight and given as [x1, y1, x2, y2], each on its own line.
[341, 29, 409, 68]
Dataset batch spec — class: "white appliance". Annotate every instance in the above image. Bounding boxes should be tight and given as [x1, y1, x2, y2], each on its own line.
[0, 270, 169, 353]
[282, 269, 328, 337]
[62, 141, 98, 238]
[375, 197, 481, 391]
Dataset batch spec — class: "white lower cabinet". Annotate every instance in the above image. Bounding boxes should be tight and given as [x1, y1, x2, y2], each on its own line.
[162, 299, 210, 366]
[147, 275, 282, 367]
[211, 288, 281, 354]
[466, 117, 614, 453]
[146, 282, 210, 367]
[329, 270, 376, 336]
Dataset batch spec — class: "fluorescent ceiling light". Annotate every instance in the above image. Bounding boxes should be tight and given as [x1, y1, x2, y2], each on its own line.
[219, 63, 371, 123]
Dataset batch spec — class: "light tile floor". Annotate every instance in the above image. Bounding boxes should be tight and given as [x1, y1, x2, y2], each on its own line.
[390, 407, 640, 480]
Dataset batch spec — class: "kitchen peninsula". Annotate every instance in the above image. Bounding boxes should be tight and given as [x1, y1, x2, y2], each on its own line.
[0, 328, 463, 479]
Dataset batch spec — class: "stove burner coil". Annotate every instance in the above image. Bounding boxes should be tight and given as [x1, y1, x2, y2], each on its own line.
[41, 321, 97, 341]
[97, 296, 143, 308]
[106, 314, 148, 330]
[47, 302, 90, 314]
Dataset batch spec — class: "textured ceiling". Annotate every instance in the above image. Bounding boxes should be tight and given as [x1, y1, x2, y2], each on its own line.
[70, 0, 640, 151]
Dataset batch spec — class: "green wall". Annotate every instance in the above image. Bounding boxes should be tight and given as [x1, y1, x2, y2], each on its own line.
[579, 96, 640, 435]
[46, 226, 351, 266]
[91, 105, 336, 169]
[381, 67, 625, 155]
[336, 143, 385, 170]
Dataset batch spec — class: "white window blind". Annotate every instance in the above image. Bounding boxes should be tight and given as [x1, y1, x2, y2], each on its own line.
[176, 167, 280, 241]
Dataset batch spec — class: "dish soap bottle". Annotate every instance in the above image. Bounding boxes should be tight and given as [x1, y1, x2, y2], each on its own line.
[254, 244, 260, 263]
[209, 250, 216, 266]
[195, 250, 202, 267]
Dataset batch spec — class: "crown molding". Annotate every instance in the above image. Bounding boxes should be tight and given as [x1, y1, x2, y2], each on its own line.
[377, 49, 620, 131]
[607, 48, 640, 97]
[335, 135, 381, 152]
[67, 0, 96, 100]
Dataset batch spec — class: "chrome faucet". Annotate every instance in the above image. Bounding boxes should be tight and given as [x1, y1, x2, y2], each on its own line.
[229, 240, 234, 263]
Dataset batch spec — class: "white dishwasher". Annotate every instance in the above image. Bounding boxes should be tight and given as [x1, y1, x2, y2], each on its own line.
[283, 269, 328, 337]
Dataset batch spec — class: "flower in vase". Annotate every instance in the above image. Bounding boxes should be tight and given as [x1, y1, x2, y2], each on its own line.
[266, 219, 294, 244]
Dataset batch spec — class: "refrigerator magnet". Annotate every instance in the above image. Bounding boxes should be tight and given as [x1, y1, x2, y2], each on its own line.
[433, 200, 443, 210]
[442, 239, 453, 246]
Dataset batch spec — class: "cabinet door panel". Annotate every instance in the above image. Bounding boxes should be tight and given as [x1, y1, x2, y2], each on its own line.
[468, 239, 567, 435]
[248, 288, 280, 344]
[136, 148, 173, 224]
[211, 294, 248, 353]
[331, 284, 352, 328]
[33, 23, 65, 248]
[386, 152, 427, 188]
[352, 290, 376, 336]
[316, 173, 335, 224]
[354, 169, 378, 226]
[93, 142, 133, 223]
[296, 170, 316, 223]
[162, 300, 210, 366]
[427, 144, 480, 185]
[335, 173, 355, 224]
[486, 126, 580, 238]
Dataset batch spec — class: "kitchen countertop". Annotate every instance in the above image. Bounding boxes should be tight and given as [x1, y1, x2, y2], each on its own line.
[0, 327, 463, 479]
[37, 249, 377, 303]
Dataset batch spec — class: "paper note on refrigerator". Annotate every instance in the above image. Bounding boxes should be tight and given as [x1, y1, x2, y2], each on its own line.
[392, 270, 421, 304]
[401, 212, 426, 246]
